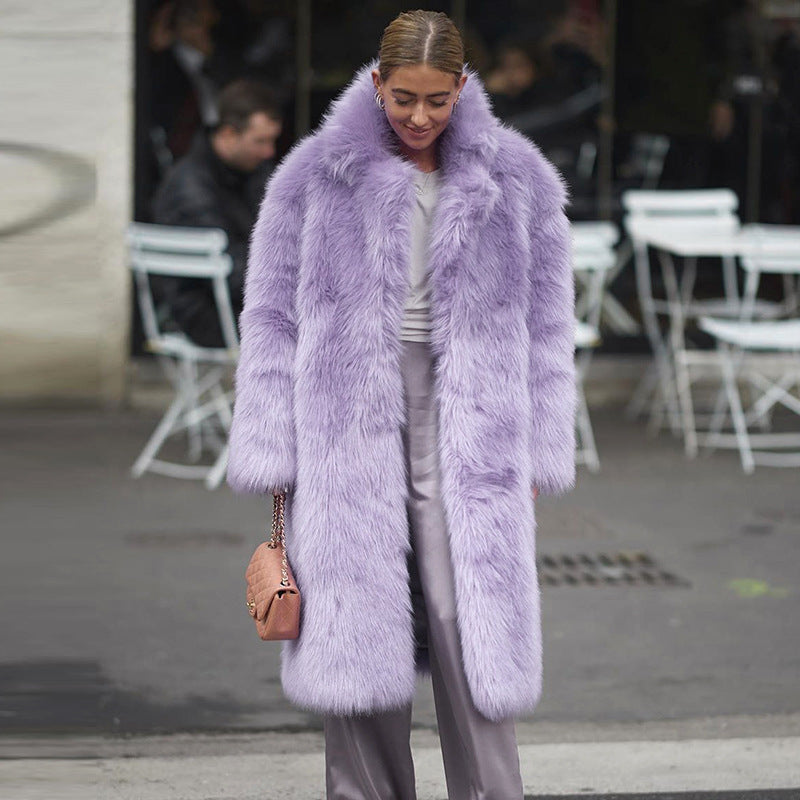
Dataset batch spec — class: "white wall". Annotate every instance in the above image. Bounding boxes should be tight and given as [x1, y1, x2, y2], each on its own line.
[0, 1, 133, 406]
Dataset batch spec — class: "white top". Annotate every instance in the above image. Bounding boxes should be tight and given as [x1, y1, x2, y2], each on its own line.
[400, 167, 441, 342]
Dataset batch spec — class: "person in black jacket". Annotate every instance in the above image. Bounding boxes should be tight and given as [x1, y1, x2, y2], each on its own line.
[152, 79, 283, 347]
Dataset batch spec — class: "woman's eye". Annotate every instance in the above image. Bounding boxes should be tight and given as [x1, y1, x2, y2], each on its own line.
[395, 99, 448, 107]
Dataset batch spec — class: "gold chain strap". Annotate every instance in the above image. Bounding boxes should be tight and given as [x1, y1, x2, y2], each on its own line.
[268, 490, 290, 587]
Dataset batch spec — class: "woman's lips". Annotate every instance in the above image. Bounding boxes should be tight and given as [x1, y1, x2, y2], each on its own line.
[405, 125, 431, 137]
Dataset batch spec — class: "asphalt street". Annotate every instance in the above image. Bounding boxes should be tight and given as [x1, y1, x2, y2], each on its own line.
[1, 400, 799, 797]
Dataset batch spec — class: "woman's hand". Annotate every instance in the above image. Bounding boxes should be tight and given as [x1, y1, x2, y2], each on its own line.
[533, 486, 539, 501]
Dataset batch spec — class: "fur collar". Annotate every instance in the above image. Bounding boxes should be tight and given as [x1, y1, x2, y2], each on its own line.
[314, 57, 501, 185]
[307, 57, 512, 287]
[308, 57, 567, 229]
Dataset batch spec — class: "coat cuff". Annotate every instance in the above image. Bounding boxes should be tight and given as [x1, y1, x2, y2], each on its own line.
[226, 440, 295, 495]
[225, 370, 296, 495]
[532, 454, 576, 497]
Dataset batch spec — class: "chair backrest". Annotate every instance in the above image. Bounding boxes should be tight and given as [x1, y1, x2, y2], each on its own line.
[621, 134, 671, 190]
[739, 226, 800, 317]
[571, 221, 620, 331]
[741, 225, 800, 275]
[571, 222, 620, 257]
[127, 222, 238, 350]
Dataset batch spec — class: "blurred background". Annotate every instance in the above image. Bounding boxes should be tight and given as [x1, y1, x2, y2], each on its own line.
[1, 2, 799, 796]
[2, 0, 800, 403]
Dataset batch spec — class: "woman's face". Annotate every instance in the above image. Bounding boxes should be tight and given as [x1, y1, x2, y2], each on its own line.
[372, 63, 467, 161]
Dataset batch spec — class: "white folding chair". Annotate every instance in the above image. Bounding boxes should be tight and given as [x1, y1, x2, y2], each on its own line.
[697, 316, 800, 472]
[687, 225, 800, 469]
[128, 222, 239, 489]
[620, 188, 789, 450]
[670, 224, 800, 457]
[571, 221, 620, 472]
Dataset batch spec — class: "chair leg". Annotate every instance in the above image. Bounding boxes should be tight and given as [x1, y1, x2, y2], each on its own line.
[132, 358, 236, 485]
[600, 291, 641, 335]
[132, 389, 189, 478]
[719, 344, 755, 474]
[748, 369, 800, 417]
[186, 360, 203, 462]
[706, 379, 731, 445]
[647, 363, 682, 437]
[205, 444, 229, 490]
[647, 376, 668, 435]
[625, 359, 659, 419]
[576, 386, 600, 472]
[208, 381, 234, 429]
[743, 373, 771, 432]
[675, 350, 698, 458]
[631, 241, 682, 433]
[704, 370, 731, 454]
[645, 350, 684, 437]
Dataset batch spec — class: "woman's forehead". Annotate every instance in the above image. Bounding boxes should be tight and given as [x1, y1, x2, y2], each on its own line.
[384, 63, 458, 93]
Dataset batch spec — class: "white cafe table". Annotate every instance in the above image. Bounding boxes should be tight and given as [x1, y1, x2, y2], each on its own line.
[625, 220, 800, 455]
[636, 224, 800, 312]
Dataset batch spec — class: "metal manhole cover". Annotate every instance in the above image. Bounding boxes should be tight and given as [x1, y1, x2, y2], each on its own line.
[537, 550, 690, 587]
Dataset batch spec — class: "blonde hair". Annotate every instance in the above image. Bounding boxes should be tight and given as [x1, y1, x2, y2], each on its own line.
[377, 10, 465, 84]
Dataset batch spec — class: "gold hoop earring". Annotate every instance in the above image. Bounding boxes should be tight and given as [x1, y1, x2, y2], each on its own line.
[374, 90, 385, 110]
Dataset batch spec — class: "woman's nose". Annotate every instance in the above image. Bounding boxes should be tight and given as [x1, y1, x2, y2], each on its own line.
[410, 104, 428, 126]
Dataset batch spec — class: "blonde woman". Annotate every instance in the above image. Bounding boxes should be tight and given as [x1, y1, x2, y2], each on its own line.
[228, 10, 576, 798]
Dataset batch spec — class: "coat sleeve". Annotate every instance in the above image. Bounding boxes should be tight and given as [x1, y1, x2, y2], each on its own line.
[225, 144, 309, 495]
[527, 200, 577, 496]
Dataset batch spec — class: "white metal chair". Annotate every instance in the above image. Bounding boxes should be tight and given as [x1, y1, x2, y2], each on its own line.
[697, 316, 800, 472]
[668, 224, 800, 457]
[128, 222, 239, 489]
[571, 221, 620, 472]
[686, 225, 800, 470]
[617, 133, 671, 190]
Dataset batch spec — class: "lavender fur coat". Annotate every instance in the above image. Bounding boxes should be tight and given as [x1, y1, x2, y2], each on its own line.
[227, 58, 576, 722]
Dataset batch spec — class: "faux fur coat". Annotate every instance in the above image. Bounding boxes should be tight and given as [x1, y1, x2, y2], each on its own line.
[227, 57, 577, 722]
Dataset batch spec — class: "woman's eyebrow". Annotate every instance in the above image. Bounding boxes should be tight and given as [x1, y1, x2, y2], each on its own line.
[392, 88, 451, 98]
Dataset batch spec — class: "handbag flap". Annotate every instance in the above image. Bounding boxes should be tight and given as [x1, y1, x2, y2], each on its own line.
[245, 541, 298, 621]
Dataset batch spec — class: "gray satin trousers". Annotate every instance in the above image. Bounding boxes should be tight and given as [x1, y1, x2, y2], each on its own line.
[323, 338, 525, 800]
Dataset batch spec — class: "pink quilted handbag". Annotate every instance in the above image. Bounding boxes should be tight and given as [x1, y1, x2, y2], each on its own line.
[245, 491, 301, 640]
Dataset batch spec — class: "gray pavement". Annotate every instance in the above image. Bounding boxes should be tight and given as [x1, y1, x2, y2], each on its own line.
[1, 390, 799, 797]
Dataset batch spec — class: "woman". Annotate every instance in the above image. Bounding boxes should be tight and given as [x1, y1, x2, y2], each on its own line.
[227, 10, 576, 799]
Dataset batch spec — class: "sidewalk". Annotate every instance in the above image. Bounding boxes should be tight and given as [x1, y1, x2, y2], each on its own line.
[2, 374, 799, 796]
[3, 722, 800, 798]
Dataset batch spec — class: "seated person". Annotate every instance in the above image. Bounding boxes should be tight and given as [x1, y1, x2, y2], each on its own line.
[152, 78, 283, 347]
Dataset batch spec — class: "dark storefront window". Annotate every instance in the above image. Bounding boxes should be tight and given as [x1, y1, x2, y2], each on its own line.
[132, 0, 800, 355]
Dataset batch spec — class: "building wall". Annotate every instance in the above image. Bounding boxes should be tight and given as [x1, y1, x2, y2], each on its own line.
[0, 2, 133, 406]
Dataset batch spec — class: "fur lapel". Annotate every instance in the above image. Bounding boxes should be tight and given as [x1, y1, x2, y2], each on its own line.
[313, 58, 504, 358]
